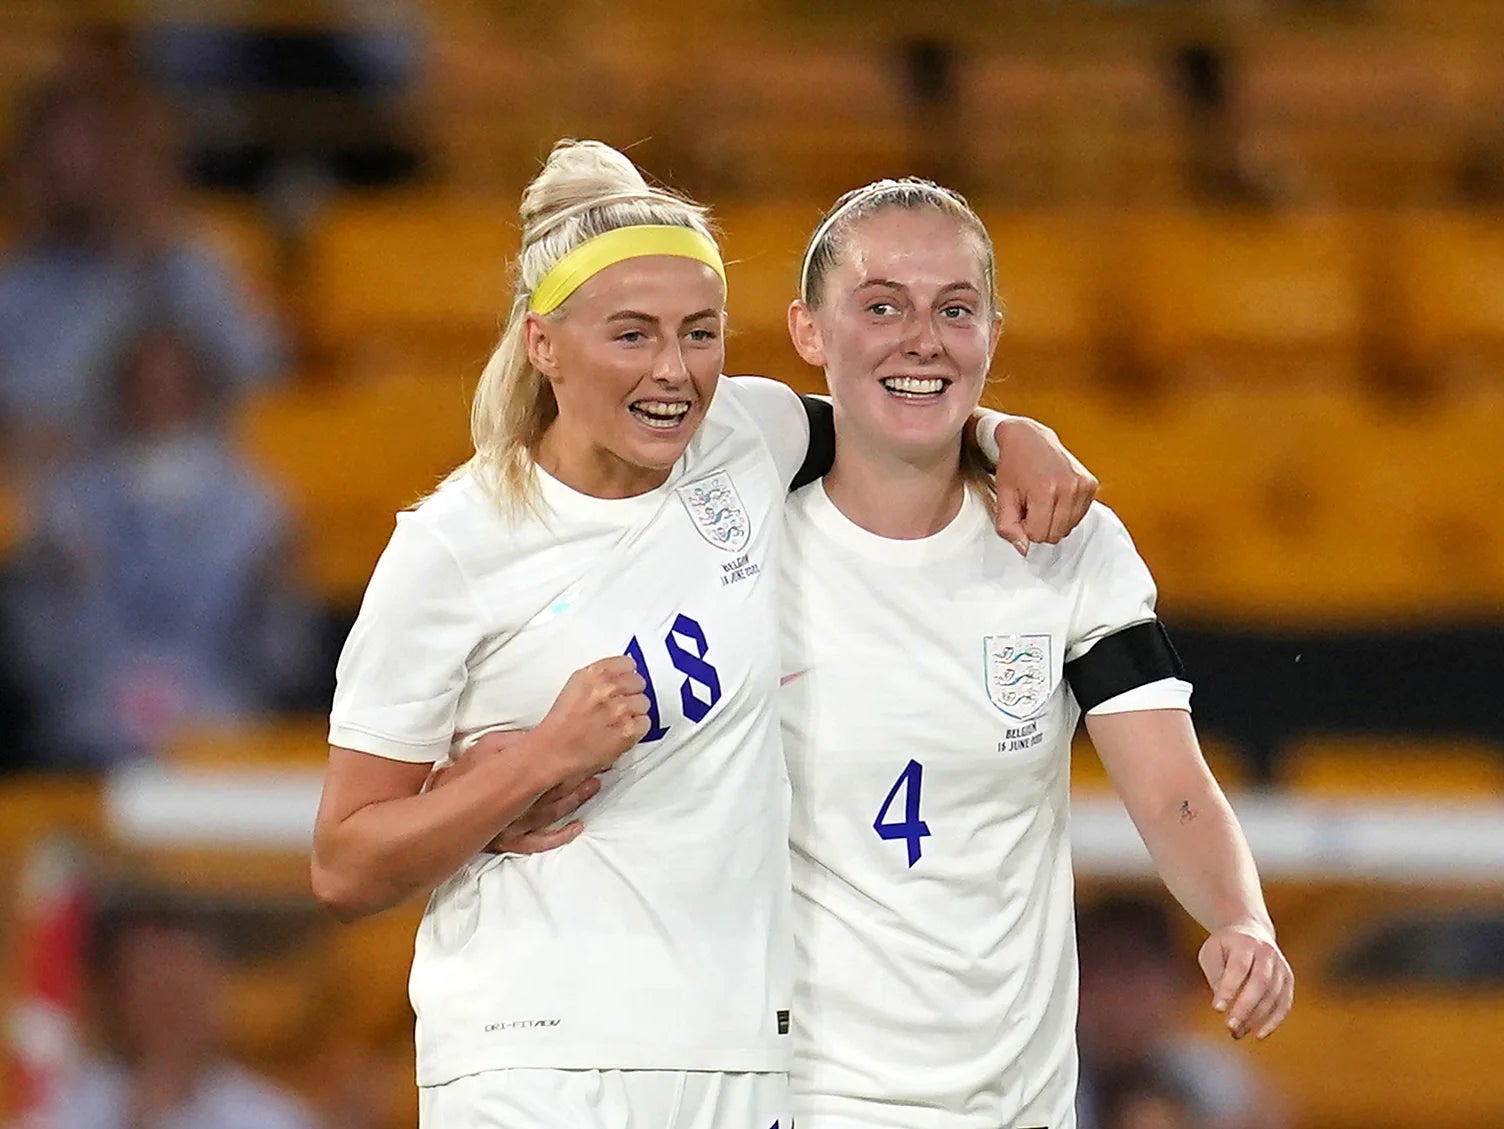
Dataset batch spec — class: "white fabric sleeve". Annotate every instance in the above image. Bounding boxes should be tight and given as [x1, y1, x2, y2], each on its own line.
[1086, 676, 1193, 716]
[328, 515, 487, 762]
[724, 375, 811, 487]
[974, 409, 1008, 464]
[1065, 504, 1162, 663]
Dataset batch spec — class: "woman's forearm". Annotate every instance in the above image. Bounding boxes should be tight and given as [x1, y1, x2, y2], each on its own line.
[311, 736, 563, 920]
[1087, 709, 1273, 937]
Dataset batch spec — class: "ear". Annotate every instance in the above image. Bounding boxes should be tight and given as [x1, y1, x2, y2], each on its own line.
[524, 313, 560, 379]
[987, 309, 1003, 366]
[787, 299, 826, 369]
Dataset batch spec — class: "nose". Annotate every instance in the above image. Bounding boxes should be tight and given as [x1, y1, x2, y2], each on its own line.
[652, 339, 691, 385]
[903, 310, 943, 362]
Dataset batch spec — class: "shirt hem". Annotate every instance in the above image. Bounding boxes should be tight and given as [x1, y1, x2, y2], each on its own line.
[417, 1045, 789, 1087]
[327, 722, 449, 762]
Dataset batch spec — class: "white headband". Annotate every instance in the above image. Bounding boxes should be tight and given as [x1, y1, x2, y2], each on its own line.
[798, 178, 971, 300]
[798, 180, 902, 300]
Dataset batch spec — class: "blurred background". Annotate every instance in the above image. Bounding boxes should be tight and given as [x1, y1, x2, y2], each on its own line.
[0, 1, 1501, 1127]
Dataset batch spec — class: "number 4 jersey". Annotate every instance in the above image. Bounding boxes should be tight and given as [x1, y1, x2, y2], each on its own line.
[778, 484, 1192, 1129]
[329, 377, 811, 1086]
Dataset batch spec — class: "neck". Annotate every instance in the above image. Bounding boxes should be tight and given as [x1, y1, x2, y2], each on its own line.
[534, 422, 669, 499]
[822, 427, 966, 540]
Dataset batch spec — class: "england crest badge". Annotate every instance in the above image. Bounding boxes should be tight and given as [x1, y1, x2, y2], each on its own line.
[984, 634, 1052, 720]
[676, 470, 750, 553]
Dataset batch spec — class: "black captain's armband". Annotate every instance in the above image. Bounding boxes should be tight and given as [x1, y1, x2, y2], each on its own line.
[1064, 619, 1186, 713]
[792, 395, 836, 490]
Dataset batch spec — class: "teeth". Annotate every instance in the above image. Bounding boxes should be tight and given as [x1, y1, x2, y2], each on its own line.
[882, 377, 945, 395]
[630, 400, 690, 429]
[632, 401, 690, 417]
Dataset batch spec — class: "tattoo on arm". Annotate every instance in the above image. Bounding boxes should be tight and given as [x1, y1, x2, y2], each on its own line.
[1179, 800, 1198, 824]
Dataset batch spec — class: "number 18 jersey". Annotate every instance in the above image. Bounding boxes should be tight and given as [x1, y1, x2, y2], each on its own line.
[329, 378, 808, 1086]
[779, 483, 1182, 1129]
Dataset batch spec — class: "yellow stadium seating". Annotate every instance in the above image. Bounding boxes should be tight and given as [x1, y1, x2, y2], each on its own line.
[1385, 209, 1504, 386]
[966, 55, 1181, 206]
[1280, 735, 1504, 798]
[984, 210, 1110, 386]
[164, 715, 332, 767]
[304, 196, 515, 369]
[691, 42, 914, 199]
[1114, 210, 1369, 389]
[717, 203, 817, 385]
[236, 373, 473, 605]
[1243, 33, 1472, 206]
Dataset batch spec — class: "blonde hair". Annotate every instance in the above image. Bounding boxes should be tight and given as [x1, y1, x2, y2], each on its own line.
[459, 140, 719, 512]
[799, 177, 1002, 515]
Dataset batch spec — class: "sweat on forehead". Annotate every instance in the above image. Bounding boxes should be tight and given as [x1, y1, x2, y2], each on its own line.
[799, 178, 995, 308]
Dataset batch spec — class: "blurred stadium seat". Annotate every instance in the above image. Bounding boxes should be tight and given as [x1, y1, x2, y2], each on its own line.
[305, 195, 514, 372]
[1243, 32, 1472, 205]
[1385, 209, 1504, 387]
[236, 373, 472, 605]
[1115, 210, 1369, 390]
[984, 209, 1109, 388]
[164, 715, 332, 767]
[1281, 735, 1504, 798]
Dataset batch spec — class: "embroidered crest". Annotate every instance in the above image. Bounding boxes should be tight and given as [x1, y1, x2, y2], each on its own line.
[984, 634, 1052, 720]
[676, 470, 750, 552]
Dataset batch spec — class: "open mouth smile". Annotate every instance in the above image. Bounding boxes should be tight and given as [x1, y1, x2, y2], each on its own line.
[880, 376, 949, 400]
[629, 399, 693, 429]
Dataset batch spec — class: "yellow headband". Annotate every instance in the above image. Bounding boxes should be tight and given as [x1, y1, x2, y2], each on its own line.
[528, 225, 727, 315]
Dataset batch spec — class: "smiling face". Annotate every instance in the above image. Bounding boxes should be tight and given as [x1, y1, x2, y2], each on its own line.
[790, 205, 998, 467]
[526, 253, 726, 497]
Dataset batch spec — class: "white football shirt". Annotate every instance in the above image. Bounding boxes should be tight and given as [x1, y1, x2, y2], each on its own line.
[779, 484, 1190, 1129]
[329, 377, 809, 1085]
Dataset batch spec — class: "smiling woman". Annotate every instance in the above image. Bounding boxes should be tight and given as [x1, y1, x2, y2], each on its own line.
[306, 140, 1102, 1129]
[777, 179, 1293, 1129]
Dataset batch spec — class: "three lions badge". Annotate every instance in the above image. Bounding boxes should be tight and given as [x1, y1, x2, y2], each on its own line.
[676, 470, 750, 553]
[984, 634, 1052, 720]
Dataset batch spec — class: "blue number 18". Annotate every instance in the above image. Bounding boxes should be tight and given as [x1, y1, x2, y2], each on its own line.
[624, 612, 723, 743]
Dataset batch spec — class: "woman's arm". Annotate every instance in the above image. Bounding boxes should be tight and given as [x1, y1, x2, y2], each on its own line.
[311, 656, 650, 921]
[1086, 708, 1294, 1041]
[975, 409, 1099, 552]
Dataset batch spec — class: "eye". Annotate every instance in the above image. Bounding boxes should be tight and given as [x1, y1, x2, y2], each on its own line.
[687, 327, 720, 343]
[616, 329, 646, 344]
[941, 304, 975, 320]
[867, 301, 896, 317]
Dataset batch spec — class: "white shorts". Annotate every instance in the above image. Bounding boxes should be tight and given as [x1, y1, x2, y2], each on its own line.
[418, 1069, 790, 1129]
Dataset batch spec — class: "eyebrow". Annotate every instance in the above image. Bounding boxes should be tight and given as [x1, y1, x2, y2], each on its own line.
[606, 308, 720, 326]
[853, 279, 983, 296]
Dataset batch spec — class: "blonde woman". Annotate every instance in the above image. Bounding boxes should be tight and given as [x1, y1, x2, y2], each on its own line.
[310, 142, 1095, 1128]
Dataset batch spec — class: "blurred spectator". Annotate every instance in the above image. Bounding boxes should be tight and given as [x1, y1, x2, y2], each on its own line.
[138, 0, 424, 208]
[1098, 1067, 1211, 1129]
[0, 70, 282, 476]
[1076, 894, 1290, 1129]
[3, 327, 317, 769]
[54, 898, 316, 1129]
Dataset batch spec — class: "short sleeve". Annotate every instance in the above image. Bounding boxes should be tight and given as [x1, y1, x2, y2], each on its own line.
[328, 514, 486, 762]
[1086, 676, 1193, 716]
[1064, 504, 1160, 663]
[723, 376, 810, 487]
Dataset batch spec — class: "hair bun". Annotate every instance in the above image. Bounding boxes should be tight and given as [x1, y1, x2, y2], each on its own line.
[520, 139, 652, 240]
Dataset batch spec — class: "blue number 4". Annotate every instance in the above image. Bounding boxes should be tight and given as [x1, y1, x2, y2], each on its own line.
[874, 759, 931, 867]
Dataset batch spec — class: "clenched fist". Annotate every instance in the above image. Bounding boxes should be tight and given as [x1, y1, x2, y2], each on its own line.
[535, 655, 651, 781]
